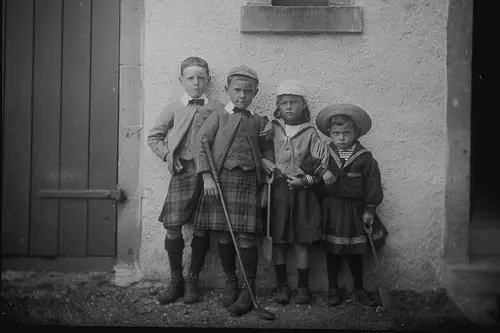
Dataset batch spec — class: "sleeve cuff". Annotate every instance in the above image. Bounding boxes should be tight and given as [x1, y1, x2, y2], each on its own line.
[364, 205, 377, 215]
[197, 163, 211, 175]
[315, 165, 327, 178]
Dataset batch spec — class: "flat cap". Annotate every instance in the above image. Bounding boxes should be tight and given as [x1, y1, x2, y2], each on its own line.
[227, 65, 259, 84]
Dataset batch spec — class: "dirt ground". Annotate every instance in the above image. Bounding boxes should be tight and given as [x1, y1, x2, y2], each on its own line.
[0, 270, 496, 330]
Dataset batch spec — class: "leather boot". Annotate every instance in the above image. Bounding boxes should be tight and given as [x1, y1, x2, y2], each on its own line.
[222, 271, 239, 307]
[157, 270, 184, 304]
[183, 272, 201, 304]
[327, 287, 343, 307]
[295, 286, 311, 304]
[228, 280, 255, 316]
[276, 285, 291, 305]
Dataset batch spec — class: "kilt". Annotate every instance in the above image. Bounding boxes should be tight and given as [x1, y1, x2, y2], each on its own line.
[322, 196, 388, 254]
[195, 167, 262, 234]
[268, 177, 322, 244]
[158, 159, 202, 228]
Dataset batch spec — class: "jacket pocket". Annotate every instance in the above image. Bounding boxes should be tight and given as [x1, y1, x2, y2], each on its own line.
[338, 172, 364, 197]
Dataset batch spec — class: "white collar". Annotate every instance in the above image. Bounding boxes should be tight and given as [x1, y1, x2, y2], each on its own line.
[181, 93, 209, 107]
[225, 101, 255, 115]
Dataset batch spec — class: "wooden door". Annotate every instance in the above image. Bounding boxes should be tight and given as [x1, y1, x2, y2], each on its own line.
[2, 0, 122, 261]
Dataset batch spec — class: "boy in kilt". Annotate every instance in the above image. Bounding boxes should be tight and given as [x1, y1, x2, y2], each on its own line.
[315, 104, 388, 307]
[147, 57, 225, 305]
[194, 65, 274, 316]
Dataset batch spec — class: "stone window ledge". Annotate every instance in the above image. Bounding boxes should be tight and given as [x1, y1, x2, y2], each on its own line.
[240, 1, 363, 34]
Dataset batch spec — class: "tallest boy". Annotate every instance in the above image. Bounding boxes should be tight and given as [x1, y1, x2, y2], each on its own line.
[148, 57, 224, 305]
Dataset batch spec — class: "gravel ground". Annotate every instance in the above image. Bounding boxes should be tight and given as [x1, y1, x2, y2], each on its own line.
[0, 270, 495, 330]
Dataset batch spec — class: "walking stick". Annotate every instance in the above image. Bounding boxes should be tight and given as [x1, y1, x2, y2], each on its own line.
[262, 172, 274, 263]
[202, 138, 275, 321]
[364, 224, 393, 310]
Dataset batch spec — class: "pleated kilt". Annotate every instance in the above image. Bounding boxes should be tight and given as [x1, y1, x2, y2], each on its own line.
[158, 159, 202, 228]
[268, 177, 322, 244]
[194, 167, 262, 234]
[322, 196, 388, 254]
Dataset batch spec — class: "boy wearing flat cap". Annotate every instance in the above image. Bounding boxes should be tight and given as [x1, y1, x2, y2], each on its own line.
[148, 56, 224, 305]
[315, 104, 388, 307]
[194, 65, 274, 316]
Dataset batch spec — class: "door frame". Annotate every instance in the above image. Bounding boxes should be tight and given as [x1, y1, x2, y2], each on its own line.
[1, 0, 144, 282]
[444, 0, 473, 265]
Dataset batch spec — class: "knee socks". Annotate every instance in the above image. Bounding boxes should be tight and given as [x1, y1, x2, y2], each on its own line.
[297, 268, 309, 288]
[241, 246, 259, 281]
[188, 234, 211, 274]
[274, 265, 287, 287]
[218, 241, 236, 273]
[347, 254, 363, 290]
[327, 252, 343, 290]
[165, 236, 184, 277]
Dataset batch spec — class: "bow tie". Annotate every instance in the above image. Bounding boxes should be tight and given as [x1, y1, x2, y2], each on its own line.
[188, 98, 205, 106]
[233, 107, 252, 117]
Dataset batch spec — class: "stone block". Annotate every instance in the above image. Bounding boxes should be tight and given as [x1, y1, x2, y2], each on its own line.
[240, 5, 363, 33]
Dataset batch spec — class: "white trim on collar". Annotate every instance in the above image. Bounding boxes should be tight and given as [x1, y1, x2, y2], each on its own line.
[224, 101, 255, 115]
[181, 93, 209, 107]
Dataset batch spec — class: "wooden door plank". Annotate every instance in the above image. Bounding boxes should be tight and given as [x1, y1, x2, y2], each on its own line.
[88, 0, 120, 256]
[59, 0, 92, 257]
[29, 0, 63, 256]
[2, 0, 34, 256]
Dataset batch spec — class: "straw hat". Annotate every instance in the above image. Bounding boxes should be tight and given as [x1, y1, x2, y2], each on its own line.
[316, 104, 372, 137]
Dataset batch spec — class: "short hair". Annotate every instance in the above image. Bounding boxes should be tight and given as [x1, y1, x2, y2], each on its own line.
[226, 75, 258, 89]
[180, 57, 209, 77]
[330, 115, 359, 135]
[273, 95, 311, 123]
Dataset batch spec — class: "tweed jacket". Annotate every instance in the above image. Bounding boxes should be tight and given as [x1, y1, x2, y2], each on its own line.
[195, 104, 274, 187]
[147, 98, 224, 174]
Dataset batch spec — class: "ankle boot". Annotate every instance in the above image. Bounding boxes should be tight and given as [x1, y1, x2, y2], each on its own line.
[157, 270, 184, 304]
[228, 280, 255, 316]
[222, 271, 239, 307]
[295, 286, 311, 304]
[276, 285, 291, 305]
[183, 272, 201, 304]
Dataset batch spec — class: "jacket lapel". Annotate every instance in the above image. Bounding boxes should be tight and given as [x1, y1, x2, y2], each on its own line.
[342, 143, 369, 169]
[327, 143, 343, 170]
[327, 142, 370, 170]
[274, 119, 314, 139]
[171, 104, 197, 155]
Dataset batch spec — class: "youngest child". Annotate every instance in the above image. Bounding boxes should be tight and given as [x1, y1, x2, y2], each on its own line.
[315, 104, 388, 306]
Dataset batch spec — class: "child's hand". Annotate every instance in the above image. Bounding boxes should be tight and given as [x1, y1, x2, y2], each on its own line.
[173, 156, 184, 173]
[287, 175, 307, 190]
[202, 173, 218, 197]
[362, 211, 374, 227]
[261, 158, 276, 175]
[323, 170, 336, 185]
[259, 122, 274, 140]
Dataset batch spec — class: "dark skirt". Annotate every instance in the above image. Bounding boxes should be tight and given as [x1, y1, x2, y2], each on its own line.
[194, 168, 262, 234]
[158, 159, 202, 228]
[268, 177, 322, 244]
[322, 196, 388, 254]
